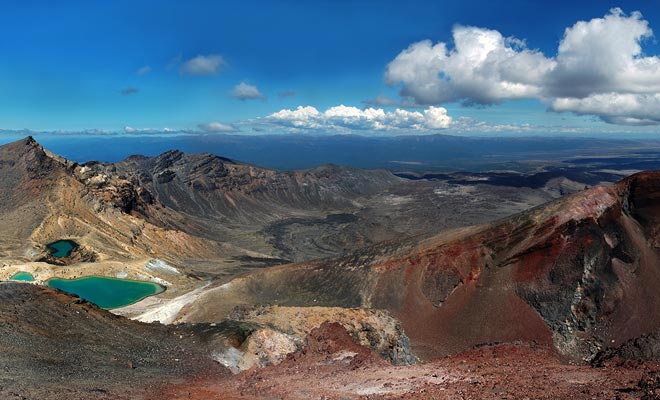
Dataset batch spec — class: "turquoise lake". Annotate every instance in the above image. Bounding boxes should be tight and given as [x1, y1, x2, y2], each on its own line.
[47, 240, 77, 258]
[10, 272, 35, 281]
[47, 276, 164, 309]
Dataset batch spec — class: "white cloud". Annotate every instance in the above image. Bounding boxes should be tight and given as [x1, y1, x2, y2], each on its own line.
[268, 106, 321, 128]
[263, 104, 451, 132]
[136, 65, 151, 75]
[232, 82, 265, 100]
[180, 54, 226, 75]
[385, 8, 660, 125]
[424, 106, 453, 129]
[198, 121, 237, 132]
[551, 93, 660, 125]
[385, 27, 552, 105]
[547, 9, 656, 98]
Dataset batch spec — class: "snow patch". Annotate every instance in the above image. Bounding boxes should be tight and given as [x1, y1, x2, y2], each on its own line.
[132, 283, 211, 324]
[144, 259, 180, 275]
[150, 276, 172, 287]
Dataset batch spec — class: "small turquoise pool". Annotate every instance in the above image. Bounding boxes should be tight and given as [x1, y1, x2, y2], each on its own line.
[47, 240, 78, 258]
[47, 276, 164, 309]
[10, 272, 34, 282]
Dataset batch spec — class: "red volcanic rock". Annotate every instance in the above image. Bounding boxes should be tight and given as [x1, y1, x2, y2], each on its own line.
[368, 172, 660, 362]
[285, 322, 386, 369]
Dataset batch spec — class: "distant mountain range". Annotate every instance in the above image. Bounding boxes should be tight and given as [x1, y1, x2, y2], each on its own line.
[15, 133, 660, 172]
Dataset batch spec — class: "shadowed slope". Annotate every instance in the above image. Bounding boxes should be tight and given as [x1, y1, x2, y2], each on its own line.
[0, 282, 228, 399]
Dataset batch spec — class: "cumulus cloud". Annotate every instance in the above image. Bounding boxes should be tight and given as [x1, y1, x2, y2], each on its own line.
[268, 105, 321, 128]
[198, 121, 237, 132]
[180, 54, 226, 75]
[232, 82, 265, 100]
[385, 27, 552, 105]
[385, 8, 660, 125]
[136, 65, 151, 75]
[551, 93, 660, 126]
[264, 104, 451, 132]
[546, 9, 656, 98]
[120, 87, 139, 96]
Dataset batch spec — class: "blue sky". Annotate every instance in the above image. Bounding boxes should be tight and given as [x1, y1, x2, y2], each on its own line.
[3, 0, 660, 136]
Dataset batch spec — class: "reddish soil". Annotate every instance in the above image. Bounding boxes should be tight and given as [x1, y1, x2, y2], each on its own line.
[155, 323, 660, 400]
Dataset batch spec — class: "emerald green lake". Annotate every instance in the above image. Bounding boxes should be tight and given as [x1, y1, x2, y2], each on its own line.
[47, 240, 77, 258]
[10, 272, 34, 281]
[47, 276, 164, 309]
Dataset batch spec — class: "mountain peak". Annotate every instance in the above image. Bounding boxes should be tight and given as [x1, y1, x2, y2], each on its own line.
[0, 136, 76, 183]
[24, 135, 38, 146]
[0, 136, 46, 158]
[13, 136, 43, 152]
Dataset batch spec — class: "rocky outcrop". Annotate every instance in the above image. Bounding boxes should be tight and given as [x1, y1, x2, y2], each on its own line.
[36, 242, 97, 265]
[210, 305, 415, 372]
[230, 305, 415, 365]
[289, 321, 388, 369]
[215, 327, 301, 372]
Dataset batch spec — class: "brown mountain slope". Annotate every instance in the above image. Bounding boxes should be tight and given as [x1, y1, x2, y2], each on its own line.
[0, 137, 73, 256]
[177, 171, 660, 363]
[0, 137, 224, 259]
[0, 281, 228, 399]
